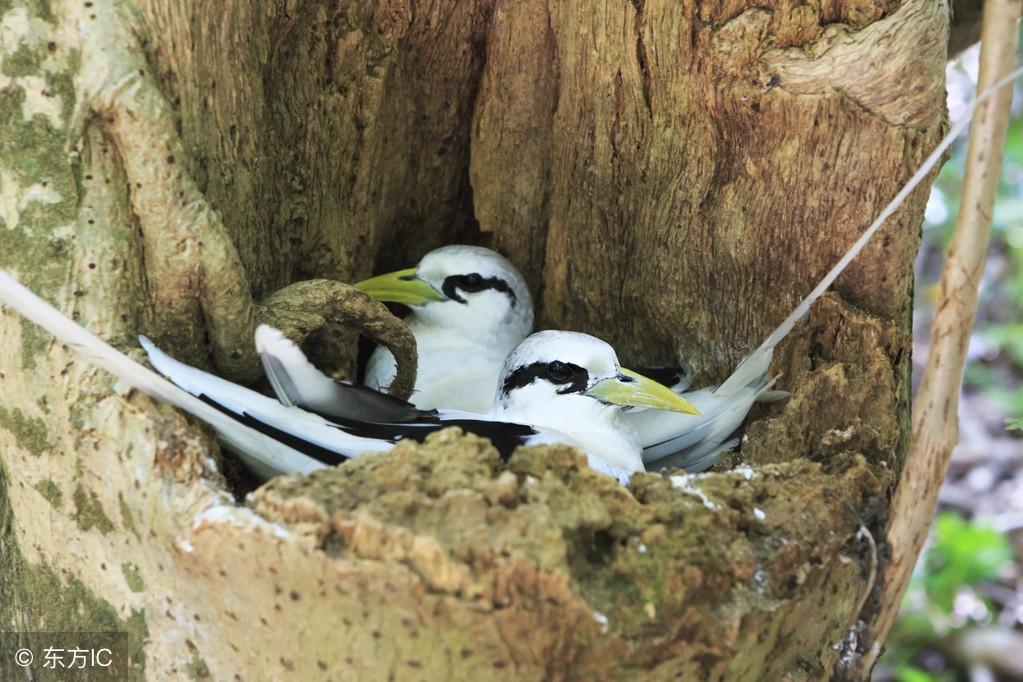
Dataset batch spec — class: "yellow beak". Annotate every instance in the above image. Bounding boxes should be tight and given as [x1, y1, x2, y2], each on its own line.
[353, 267, 448, 306]
[585, 367, 701, 415]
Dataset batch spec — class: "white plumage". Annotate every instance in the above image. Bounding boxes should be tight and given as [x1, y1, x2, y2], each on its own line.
[151, 327, 701, 483]
[630, 348, 782, 472]
[489, 331, 647, 477]
[360, 245, 533, 412]
[348, 244, 778, 471]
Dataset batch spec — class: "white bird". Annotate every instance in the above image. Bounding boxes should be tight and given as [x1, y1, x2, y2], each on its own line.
[0, 273, 697, 484]
[186, 327, 699, 482]
[353, 246, 695, 405]
[487, 330, 702, 479]
[354, 245, 533, 412]
[305, 245, 772, 472]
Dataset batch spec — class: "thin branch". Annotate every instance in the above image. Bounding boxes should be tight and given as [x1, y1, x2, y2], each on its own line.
[858, 0, 1022, 673]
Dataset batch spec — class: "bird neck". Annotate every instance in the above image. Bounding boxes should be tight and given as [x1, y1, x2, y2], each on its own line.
[494, 385, 644, 473]
[408, 295, 531, 351]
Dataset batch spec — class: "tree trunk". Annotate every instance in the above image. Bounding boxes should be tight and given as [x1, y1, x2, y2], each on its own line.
[0, 0, 947, 679]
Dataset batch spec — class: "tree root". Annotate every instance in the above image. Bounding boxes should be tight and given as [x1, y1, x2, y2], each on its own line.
[65, 0, 415, 395]
[257, 280, 416, 396]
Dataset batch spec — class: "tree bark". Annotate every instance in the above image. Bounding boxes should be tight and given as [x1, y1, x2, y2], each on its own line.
[0, 0, 947, 679]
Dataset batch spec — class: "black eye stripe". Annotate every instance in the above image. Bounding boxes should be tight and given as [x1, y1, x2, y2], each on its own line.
[441, 274, 517, 307]
[501, 361, 589, 396]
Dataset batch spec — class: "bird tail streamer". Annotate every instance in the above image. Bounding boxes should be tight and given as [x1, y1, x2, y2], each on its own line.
[0, 272, 322, 479]
[720, 64, 1023, 397]
[638, 64, 1023, 471]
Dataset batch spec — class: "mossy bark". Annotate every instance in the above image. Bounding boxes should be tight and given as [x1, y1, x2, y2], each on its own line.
[0, 0, 947, 678]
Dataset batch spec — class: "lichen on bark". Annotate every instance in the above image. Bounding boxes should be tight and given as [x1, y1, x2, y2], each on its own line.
[0, 465, 149, 681]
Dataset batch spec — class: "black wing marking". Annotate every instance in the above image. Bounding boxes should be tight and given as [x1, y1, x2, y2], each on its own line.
[313, 411, 537, 461]
[200, 394, 535, 463]
[429, 418, 537, 459]
[197, 395, 357, 467]
[260, 352, 435, 423]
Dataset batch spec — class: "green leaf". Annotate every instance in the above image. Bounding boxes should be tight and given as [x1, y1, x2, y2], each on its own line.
[895, 665, 937, 682]
[923, 514, 1013, 613]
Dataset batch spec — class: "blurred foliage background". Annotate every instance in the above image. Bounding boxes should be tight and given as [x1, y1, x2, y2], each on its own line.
[875, 43, 1023, 682]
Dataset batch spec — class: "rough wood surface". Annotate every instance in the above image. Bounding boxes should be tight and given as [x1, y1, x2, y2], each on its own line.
[471, 0, 945, 385]
[0, 0, 947, 678]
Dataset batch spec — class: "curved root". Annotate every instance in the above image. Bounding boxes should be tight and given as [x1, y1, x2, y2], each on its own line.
[258, 281, 416, 398]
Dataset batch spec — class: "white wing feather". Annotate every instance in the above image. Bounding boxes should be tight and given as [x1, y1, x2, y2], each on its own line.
[138, 336, 394, 457]
[255, 324, 347, 409]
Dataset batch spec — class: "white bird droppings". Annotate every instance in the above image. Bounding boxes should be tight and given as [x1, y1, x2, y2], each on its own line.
[192, 504, 293, 539]
[734, 465, 756, 481]
[670, 475, 720, 510]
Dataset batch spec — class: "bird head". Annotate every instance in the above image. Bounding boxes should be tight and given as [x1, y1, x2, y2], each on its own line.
[494, 330, 700, 420]
[354, 245, 533, 342]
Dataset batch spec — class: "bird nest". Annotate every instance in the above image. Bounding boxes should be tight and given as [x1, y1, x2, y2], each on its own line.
[234, 429, 882, 678]
[180, 289, 897, 678]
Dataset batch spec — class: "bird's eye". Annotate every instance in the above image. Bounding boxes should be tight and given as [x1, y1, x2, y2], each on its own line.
[460, 273, 484, 292]
[441, 273, 517, 306]
[547, 361, 571, 384]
